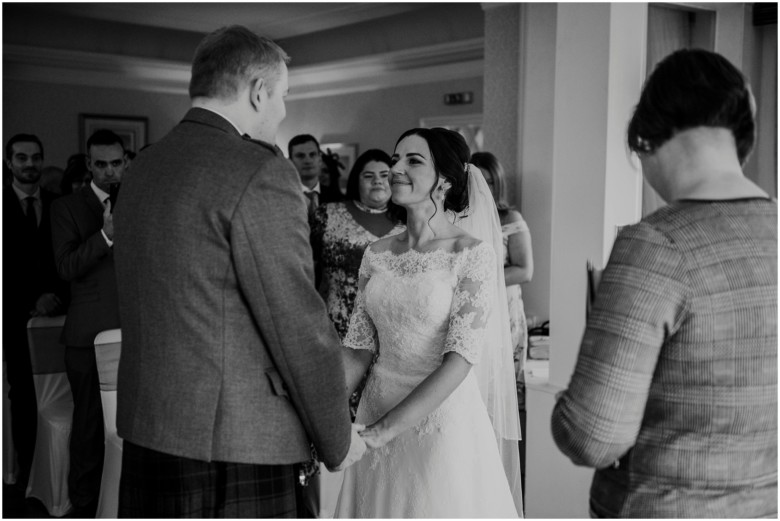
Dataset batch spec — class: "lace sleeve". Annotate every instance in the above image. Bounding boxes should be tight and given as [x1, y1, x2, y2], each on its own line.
[442, 243, 496, 364]
[342, 249, 379, 353]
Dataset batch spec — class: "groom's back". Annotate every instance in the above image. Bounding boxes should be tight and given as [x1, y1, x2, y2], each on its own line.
[113, 107, 351, 466]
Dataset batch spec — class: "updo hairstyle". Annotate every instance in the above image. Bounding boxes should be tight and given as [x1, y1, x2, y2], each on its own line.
[627, 48, 756, 164]
[388, 127, 470, 224]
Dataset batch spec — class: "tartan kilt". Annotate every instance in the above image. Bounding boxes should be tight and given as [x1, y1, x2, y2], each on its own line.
[118, 440, 298, 518]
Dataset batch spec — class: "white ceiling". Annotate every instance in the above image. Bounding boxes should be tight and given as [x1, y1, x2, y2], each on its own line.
[39, 2, 437, 40]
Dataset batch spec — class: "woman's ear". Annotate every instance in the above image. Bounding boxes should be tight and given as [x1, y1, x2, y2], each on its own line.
[438, 179, 452, 194]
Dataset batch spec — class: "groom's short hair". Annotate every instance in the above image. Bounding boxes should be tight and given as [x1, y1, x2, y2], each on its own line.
[189, 25, 290, 101]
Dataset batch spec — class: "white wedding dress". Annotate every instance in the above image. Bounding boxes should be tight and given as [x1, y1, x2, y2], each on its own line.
[335, 242, 519, 518]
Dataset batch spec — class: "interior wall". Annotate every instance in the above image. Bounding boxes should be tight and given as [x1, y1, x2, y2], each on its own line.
[279, 76, 484, 158]
[519, 3, 557, 324]
[2, 75, 483, 170]
[482, 4, 521, 210]
[2, 80, 190, 169]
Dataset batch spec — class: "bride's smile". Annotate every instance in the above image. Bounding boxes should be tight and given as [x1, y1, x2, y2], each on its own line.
[389, 135, 440, 207]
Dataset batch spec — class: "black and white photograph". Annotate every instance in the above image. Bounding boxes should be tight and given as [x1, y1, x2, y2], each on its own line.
[3, 2, 777, 519]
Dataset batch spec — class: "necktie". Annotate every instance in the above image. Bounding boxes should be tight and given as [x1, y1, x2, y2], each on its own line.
[305, 191, 319, 214]
[25, 196, 38, 234]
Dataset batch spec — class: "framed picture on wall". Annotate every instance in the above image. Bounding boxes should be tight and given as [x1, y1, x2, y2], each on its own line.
[79, 114, 148, 154]
[320, 142, 358, 195]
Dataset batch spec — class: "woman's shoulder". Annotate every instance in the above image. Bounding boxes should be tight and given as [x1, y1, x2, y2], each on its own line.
[501, 208, 525, 223]
[452, 233, 483, 253]
[366, 233, 402, 255]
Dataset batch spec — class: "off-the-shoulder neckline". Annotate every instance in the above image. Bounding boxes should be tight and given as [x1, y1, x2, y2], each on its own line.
[367, 242, 487, 259]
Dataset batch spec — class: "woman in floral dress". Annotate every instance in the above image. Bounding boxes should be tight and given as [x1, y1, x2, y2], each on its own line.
[311, 149, 405, 410]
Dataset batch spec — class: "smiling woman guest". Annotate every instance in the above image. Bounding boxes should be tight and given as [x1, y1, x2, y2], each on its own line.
[311, 149, 405, 341]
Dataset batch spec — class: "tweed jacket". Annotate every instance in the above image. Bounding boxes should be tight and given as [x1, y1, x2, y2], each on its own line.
[50, 185, 120, 346]
[3, 187, 67, 345]
[552, 199, 777, 518]
[113, 108, 352, 467]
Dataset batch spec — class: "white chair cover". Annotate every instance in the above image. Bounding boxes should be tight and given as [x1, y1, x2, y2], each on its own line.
[3, 359, 19, 484]
[94, 329, 122, 519]
[26, 315, 73, 517]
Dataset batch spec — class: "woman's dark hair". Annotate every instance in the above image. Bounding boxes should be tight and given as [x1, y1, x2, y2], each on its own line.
[470, 151, 512, 213]
[627, 48, 755, 164]
[60, 153, 90, 195]
[345, 148, 392, 202]
[387, 127, 470, 224]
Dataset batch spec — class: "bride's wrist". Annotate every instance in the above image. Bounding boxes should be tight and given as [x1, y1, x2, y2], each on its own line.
[376, 416, 402, 442]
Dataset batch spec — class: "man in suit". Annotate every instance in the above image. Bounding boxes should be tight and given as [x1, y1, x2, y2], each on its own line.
[113, 25, 364, 518]
[3, 133, 66, 487]
[50, 129, 126, 517]
[288, 134, 343, 216]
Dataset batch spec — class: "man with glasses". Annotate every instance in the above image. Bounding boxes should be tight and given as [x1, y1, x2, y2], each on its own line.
[50, 129, 126, 518]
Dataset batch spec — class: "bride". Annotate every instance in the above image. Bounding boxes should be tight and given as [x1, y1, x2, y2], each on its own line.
[335, 127, 523, 518]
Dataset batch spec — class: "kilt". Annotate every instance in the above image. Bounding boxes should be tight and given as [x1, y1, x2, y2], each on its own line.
[118, 440, 297, 518]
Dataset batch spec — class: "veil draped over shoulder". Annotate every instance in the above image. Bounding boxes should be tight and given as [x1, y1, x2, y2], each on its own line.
[452, 164, 524, 512]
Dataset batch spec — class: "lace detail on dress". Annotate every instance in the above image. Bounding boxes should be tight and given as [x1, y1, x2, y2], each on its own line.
[343, 274, 379, 353]
[442, 244, 495, 364]
[336, 241, 519, 518]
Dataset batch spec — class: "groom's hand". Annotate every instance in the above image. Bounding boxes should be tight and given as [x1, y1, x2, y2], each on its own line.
[328, 423, 367, 472]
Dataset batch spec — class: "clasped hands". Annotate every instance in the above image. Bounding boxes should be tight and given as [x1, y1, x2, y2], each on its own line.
[328, 420, 397, 471]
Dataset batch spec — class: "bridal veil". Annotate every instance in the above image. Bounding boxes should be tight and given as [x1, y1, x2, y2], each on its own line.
[452, 163, 524, 513]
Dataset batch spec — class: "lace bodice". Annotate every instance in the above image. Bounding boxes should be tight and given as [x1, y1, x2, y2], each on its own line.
[336, 241, 521, 518]
[344, 242, 496, 374]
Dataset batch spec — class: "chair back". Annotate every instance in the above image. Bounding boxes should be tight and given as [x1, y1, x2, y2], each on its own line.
[94, 329, 121, 391]
[27, 316, 67, 374]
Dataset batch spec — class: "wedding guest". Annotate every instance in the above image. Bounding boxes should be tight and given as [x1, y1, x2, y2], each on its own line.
[60, 154, 91, 195]
[40, 165, 64, 195]
[470, 151, 533, 404]
[551, 49, 777, 518]
[113, 25, 364, 518]
[289, 134, 340, 216]
[3, 133, 66, 487]
[320, 146, 347, 203]
[311, 148, 405, 420]
[335, 128, 522, 516]
[50, 129, 127, 517]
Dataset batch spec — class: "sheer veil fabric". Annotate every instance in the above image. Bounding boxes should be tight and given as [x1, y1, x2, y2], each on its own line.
[451, 163, 523, 512]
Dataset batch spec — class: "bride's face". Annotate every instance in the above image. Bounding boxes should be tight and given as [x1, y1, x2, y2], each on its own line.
[390, 135, 438, 207]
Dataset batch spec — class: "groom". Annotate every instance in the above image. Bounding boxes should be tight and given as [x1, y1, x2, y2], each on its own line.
[113, 25, 364, 517]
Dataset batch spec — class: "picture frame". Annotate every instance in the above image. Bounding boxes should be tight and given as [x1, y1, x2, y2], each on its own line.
[320, 142, 358, 195]
[79, 114, 148, 154]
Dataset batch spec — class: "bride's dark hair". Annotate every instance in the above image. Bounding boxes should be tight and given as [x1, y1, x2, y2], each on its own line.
[387, 127, 470, 224]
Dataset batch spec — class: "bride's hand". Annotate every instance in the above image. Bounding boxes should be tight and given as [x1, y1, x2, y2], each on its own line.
[358, 419, 397, 449]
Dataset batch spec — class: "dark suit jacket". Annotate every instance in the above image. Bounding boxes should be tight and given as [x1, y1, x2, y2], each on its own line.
[50, 185, 120, 346]
[3, 187, 66, 347]
[113, 108, 352, 467]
